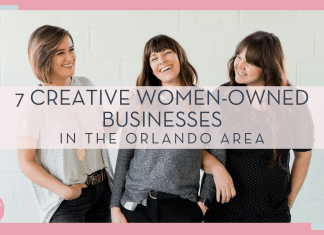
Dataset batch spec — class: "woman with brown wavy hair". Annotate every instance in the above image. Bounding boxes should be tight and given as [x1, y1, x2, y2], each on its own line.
[203, 31, 312, 223]
[136, 35, 198, 87]
[110, 35, 233, 223]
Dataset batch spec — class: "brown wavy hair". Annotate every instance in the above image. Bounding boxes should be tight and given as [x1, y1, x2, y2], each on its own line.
[228, 31, 289, 87]
[28, 25, 73, 84]
[228, 31, 289, 170]
[136, 35, 198, 86]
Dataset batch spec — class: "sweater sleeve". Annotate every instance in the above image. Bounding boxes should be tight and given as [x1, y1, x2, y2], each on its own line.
[110, 148, 135, 208]
[199, 149, 226, 201]
[110, 92, 142, 208]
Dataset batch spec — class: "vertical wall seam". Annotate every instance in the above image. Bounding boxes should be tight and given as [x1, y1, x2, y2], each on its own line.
[238, 10, 241, 30]
[0, 56, 2, 86]
[119, 59, 121, 85]
[59, 10, 62, 26]
[314, 32, 317, 58]
[13, 173, 16, 201]
[89, 28, 92, 58]
[297, 60, 300, 86]
[179, 10, 182, 29]
[297, 10, 300, 31]
[119, 10, 122, 28]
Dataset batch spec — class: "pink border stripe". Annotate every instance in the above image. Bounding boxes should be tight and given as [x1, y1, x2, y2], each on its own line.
[0, 223, 323, 235]
[3, 0, 324, 10]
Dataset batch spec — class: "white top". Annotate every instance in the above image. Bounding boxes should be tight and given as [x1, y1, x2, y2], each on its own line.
[17, 76, 113, 223]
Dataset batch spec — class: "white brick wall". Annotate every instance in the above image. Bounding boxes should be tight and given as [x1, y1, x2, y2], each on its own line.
[181, 11, 239, 30]
[1, 11, 61, 28]
[316, 31, 324, 58]
[120, 59, 142, 86]
[61, 11, 120, 29]
[0, 10, 323, 223]
[278, 31, 314, 59]
[299, 11, 324, 30]
[209, 30, 255, 58]
[91, 29, 151, 59]
[299, 59, 324, 86]
[240, 11, 298, 30]
[121, 11, 179, 29]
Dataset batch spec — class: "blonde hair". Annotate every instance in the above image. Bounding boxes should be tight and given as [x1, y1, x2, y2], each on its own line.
[28, 25, 73, 84]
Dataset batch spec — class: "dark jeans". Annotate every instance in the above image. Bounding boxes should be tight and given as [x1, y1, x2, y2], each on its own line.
[121, 197, 203, 223]
[50, 180, 111, 223]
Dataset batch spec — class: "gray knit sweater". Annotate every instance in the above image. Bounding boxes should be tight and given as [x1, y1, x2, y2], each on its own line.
[110, 148, 226, 210]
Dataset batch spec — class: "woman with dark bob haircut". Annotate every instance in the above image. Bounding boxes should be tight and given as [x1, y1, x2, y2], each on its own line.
[110, 35, 234, 223]
[203, 31, 313, 223]
[17, 25, 113, 223]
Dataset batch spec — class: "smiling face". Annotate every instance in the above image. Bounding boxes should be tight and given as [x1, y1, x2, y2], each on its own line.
[149, 49, 181, 86]
[50, 35, 76, 83]
[234, 48, 264, 86]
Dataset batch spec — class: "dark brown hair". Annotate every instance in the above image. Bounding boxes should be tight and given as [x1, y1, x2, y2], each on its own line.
[228, 31, 289, 87]
[28, 25, 73, 84]
[228, 31, 289, 170]
[136, 35, 198, 86]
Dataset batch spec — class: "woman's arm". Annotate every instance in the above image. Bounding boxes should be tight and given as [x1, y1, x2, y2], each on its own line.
[201, 149, 236, 203]
[288, 150, 312, 209]
[17, 136, 87, 200]
[110, 149, 135, 223]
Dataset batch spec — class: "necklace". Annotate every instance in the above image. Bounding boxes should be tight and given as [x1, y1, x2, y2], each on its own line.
[77, 148, 86, 162]
[69, 77, 86, 162]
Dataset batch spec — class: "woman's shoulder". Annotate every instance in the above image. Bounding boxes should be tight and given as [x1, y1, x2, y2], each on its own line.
[71, 76, 94, 86]
[220, 82, 230, 86]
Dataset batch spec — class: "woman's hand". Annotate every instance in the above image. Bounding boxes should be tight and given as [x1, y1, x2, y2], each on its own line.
[212, 165, 236, 204]
[111, 207, 128, 223]
[197, 202, 207, 216]
[62, 184, 87, 200]
[17, 138, 89, 201]
[201, 150, 236, 204]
